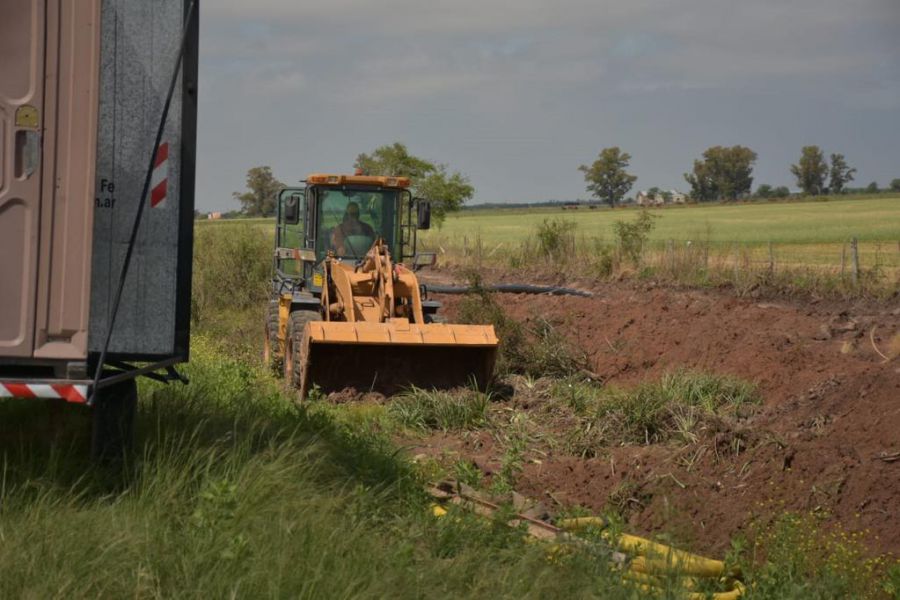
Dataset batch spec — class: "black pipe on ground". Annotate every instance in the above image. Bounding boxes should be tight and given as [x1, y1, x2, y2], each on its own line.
[425, 283, 593, 298]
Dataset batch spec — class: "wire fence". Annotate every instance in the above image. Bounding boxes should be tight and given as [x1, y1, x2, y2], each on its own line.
[421, 233, 900, 293]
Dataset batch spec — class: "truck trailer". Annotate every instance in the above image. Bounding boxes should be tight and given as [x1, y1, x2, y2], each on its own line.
[0, 0, 199, 456]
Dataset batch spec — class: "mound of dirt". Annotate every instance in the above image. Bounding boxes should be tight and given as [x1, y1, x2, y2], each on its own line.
[413, 275, 900, 555]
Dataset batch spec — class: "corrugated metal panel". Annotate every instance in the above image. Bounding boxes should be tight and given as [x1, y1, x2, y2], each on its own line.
[0, 0, 45, 358]
[88, 0, 194, 357]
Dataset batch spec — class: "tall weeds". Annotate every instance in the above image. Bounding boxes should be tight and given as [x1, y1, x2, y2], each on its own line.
[191, 224, 272, 325]
[455, 278, 588, 378]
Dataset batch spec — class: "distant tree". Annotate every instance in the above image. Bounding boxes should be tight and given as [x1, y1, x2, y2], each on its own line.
[790, 146, 827, 195]
[866, 181, 879, 193]
[355, 142, 436, 181]
[355, 142, 473, 225]
[647, 186, 661, 198]
[891, 178, 900, 192]
[415, 167, 475, 223]
[578, 147, 638, 208]
[233, 166, 285, 217]
[755, 184, 773, 198]
[684, 159, 715, 201]
[684, 145, 757, 201]
[772, 186, 791, 198]
[828, 153, 856, 195]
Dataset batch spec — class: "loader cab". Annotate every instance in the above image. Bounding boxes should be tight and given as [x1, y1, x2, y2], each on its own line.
[315, 187, 399, 260]
[274, 174, 430, 294]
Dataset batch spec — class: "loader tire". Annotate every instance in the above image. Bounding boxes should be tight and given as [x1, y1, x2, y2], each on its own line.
[284, 310, 319, 390]
[264, 300, 282, 375]
[424, 313, 447, 324]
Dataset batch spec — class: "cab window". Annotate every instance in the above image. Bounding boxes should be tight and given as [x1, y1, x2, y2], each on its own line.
[316, 188, 397, 259]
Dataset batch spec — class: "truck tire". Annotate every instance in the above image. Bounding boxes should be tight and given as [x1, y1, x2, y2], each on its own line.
[284, 310, 319, 390]
[264, 299, 282, 375]
[424, 313, 447, 324]
[91, 377, 137, 461]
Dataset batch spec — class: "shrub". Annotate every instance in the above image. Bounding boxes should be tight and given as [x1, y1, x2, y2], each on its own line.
[536, 218, 577, 260]
[613, 210, 656, 265]
[587, 239, 616, 278]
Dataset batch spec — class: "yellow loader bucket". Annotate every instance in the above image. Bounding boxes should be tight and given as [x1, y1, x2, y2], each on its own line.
[298, 319, 498, 398]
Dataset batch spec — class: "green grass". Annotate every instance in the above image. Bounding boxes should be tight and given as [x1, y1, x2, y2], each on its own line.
[737, 512, 900, 599]
[191, 223, 273, 326]
[0, 336, 645, 599]
[421, 197, 900, 278]
[389, 386, 491, 431]
[426, 196, 900, 245]
[558, 370, 761, 455]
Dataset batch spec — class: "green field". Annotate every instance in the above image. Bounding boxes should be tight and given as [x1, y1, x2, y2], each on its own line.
[423, 197, 900, 245]
[195, 197, 900, 281]
[195, 197, 900, 280]
[197, 197, 900, 246]
[415, 197, 900, 278]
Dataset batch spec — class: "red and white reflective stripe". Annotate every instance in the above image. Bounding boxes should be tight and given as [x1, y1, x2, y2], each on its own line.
[150, 142, 169, 207]
[0, 382, 88, 404]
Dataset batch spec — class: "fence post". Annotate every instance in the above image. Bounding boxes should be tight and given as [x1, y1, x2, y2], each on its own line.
[850, 237, 859, 284]
[667, 239, 675, 272]
[768, 241, 774, 275]
[463, 235, 469, 260]
[840, 244, 846, 279]
[732, 243, 739, 281]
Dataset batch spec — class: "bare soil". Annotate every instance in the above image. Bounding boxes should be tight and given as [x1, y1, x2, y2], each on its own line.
[407, 271, 900, 556]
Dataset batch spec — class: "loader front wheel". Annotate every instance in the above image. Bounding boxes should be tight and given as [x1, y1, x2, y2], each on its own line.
[284, 310, 319, 391]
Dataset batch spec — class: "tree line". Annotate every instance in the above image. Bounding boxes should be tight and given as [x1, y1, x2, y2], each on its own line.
[580, 145, 900, 208]
[230, 142, 899, 218]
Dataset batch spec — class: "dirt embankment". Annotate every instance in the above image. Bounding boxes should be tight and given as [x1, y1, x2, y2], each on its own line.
[418, 273, 900, 555]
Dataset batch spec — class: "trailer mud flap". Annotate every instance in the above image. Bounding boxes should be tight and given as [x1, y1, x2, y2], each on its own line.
[298, 321, 498, 398]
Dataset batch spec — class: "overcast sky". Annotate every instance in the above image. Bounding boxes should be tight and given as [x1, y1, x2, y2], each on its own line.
[195, 0, 900, 211]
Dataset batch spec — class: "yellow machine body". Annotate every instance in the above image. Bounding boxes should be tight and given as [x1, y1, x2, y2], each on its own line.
[294, 239, 498, 398]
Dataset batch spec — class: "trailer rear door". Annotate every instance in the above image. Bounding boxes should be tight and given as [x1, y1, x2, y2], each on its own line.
[0, 0, 46, 357]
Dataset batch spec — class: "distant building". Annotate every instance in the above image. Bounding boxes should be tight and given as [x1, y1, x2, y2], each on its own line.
[636, 190, 686, 206]
[207, 211, 222, 220]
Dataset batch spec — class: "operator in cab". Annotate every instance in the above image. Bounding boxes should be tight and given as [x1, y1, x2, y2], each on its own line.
[331, 201, 376, 256]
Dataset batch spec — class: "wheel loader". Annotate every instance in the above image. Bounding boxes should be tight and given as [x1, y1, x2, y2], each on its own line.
[265, 174, 498, 398]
